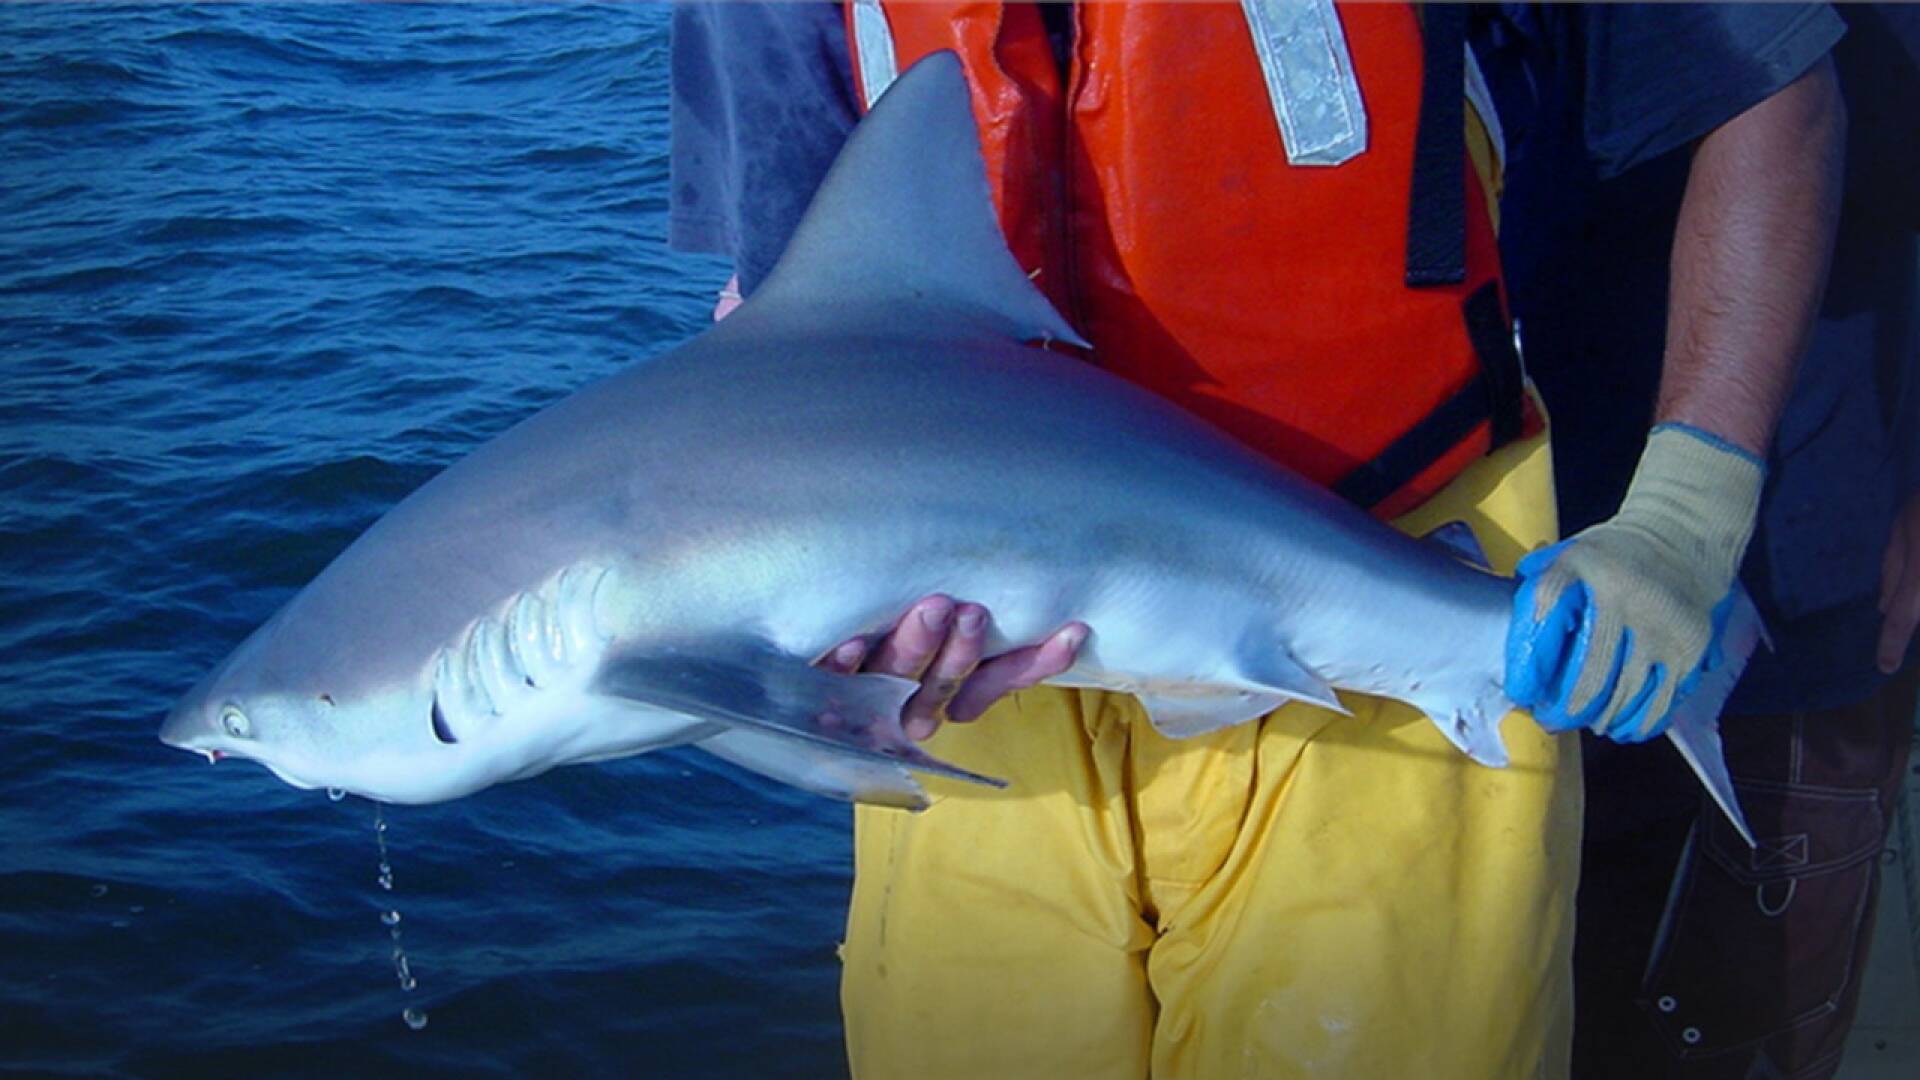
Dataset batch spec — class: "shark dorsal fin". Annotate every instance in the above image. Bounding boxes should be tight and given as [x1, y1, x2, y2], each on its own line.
[747, 51, 1087, 348]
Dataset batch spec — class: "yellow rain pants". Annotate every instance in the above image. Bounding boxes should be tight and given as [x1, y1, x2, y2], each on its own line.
[841, 428, 1579, 1079]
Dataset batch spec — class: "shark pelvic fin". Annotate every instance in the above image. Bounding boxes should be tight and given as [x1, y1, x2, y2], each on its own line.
[695, 727, 932, 811]
[1135, 688, 1290, 739]
[1237, 638, 1345, 713]
[594, 637, 1007, 795]
[746, 51, 1088, 349]
[1133, 635, 1345, 739]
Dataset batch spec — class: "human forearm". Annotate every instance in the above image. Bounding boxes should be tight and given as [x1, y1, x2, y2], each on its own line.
[1510, 56, 1848, 740]
[1657, 57, 1846, 454]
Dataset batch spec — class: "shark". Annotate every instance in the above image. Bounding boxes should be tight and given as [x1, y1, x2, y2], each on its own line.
[161, 52, 1758, 843]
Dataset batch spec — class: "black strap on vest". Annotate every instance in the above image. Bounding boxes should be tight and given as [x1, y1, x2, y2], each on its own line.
[1333, 282, 1526, 509]
[1406, 2, 1466, 286]
[1464, 282, 1525, 447]
[1338, 8, 1526, 511]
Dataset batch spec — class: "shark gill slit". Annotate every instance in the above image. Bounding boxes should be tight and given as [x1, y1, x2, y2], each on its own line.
[429, 694, 457, 745]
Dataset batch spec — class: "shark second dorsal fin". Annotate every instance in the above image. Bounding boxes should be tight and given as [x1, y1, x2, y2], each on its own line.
[746, 51, 1088, 348]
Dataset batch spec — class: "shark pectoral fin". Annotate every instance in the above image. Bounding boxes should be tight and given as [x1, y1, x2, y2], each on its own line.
[594, 640, 1007, 791]
[1662, 589, 1767, 848]
[1135, 689, 1289, 739]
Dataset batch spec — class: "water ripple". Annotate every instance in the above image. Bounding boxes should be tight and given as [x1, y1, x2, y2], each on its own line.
[0, 4, 823, 1076]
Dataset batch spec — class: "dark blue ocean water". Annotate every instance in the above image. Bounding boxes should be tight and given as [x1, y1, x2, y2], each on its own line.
[0, 5, 855, 1075]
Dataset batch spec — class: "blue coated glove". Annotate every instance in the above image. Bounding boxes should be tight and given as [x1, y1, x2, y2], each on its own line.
[1506, 425, 1764, 742]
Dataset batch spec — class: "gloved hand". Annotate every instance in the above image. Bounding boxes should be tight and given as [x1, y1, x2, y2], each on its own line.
[1506, 423, 1764, 742]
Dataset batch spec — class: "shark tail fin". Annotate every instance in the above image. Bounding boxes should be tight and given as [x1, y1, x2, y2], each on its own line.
[746, 51, 1087, 349]
[1664, 587, 1767, 848]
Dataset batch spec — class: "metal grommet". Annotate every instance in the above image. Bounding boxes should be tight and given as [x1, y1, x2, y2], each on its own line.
[1656, 995, 1677, 1014]
[1682, 1027, 1703, 1045]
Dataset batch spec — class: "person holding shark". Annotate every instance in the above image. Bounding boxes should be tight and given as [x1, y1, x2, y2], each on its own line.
[670, 2, 1844, 1076]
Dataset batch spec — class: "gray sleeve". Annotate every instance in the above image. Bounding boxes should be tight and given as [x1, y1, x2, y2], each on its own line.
[1579, 3, 1844, 179]
[668, 2, 858, 294]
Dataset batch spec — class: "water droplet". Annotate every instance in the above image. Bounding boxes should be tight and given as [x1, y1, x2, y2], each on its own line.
[128, 905, 145, 915]
[328, 788, 346, 802]
[89, 884, 108, 899]
[402, 1007, 428, 1030]
[370, 802, 424, 1004]
[110, 919, 130, 929]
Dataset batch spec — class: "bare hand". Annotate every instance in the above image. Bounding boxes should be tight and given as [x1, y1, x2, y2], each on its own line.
[818, 595, 1087, 741]
[1877, 493, 1920, 673]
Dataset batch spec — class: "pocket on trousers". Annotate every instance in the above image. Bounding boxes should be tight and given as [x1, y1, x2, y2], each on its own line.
[1636, 778, 1885, 1058]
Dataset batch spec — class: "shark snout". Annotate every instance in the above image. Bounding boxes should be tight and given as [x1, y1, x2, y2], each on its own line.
[159, 670, 240, 759]
[159, 698, 210, 752]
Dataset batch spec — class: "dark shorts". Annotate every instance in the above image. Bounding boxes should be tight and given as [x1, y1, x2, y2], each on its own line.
[1574, 668, 1918, 1080]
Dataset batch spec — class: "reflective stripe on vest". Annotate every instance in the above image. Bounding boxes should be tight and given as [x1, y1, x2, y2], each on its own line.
[854, 1, 1486, 173]
[1240, 0, 1367, 166]
[849, 0, 898, 109]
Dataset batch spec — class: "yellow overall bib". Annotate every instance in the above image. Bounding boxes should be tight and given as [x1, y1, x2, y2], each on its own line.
[841, 429, 1576, 1080]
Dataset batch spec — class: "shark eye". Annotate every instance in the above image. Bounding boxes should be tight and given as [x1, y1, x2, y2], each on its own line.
[220, 706, 252, 739]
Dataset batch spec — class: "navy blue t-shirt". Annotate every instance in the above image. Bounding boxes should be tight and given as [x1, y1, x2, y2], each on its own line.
[668, 2, 857, 295]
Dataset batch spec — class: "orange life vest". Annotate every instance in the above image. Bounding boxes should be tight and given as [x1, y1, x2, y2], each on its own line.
[844, 0, 1542, 519]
